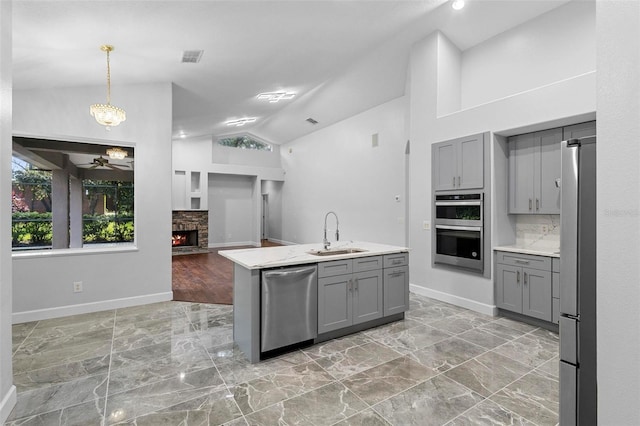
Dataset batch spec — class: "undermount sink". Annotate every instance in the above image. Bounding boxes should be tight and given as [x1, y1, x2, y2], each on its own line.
[308, 248, 368, 256]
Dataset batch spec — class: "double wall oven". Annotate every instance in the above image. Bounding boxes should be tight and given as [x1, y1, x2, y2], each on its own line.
[434, 193, 484, 272]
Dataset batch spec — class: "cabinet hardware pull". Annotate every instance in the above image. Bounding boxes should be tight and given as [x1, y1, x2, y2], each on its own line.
[354, 278, 359, 291]
[348, 279, 353, 292]
[457, 176, 461, 187]
[529, 199, 532, 210]
[393, 260, 402, 265]
[453, 177, 456, 187]
[524, 272, 528, 285]
[536, 199, 539, 211]
[390, 272, 403, 277]
[517, 271, 520, 283]
[515, 260, 530, 265]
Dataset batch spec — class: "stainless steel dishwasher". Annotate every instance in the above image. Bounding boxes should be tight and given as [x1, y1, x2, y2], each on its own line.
[261, 265, 318, 353]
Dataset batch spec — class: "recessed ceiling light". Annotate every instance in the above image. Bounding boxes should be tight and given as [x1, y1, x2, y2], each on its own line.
[451, 0, 465, 10]
[226, 117, 257, 127]
[257, 92, 296, 103]
[306, 117, 318, 125]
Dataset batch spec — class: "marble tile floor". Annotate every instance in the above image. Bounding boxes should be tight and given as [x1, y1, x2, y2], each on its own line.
[7, 294, 559, 426]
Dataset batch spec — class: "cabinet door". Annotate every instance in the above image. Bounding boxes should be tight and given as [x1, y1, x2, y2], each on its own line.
[508, 134, 536, 213]
[383, 266, 409, 316]
[433, 141, 457, 191]
[496, 264, 522, 313]
[352, 270, 383, 325]
[522, 267, 552, 321]
[318, 275, 352, 334]
[458, 134, 484, 190]
[536, 129, 562, 214]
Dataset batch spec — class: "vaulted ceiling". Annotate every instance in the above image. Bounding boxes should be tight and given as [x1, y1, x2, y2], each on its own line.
[13, 0, 568, 144]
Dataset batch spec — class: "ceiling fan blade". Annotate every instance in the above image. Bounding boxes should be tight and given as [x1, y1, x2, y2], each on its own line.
[106, 163, 125, 171]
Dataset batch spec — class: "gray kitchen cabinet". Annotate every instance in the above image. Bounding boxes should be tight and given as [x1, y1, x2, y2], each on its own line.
[495, 251, 553, 322]
[552, 258, 560, 324]
[433, 133, 484, 191]
[522, 268, 552, 320]
[383, 253, 409, 316]
[509, 128, 562, 214]
[563, 120, 596, 140]
[318, 257, 383, 334]
[496, 264, 523, 313]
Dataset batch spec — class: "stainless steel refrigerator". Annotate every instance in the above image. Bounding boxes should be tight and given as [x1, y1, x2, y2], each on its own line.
[559, 136, 597, 425]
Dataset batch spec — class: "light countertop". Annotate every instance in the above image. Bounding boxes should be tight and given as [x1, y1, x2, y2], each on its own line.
[494, 242, 560, 258]
[219, 241, 409, 270]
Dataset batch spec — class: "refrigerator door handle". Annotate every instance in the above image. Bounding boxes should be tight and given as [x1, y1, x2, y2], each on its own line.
[560, 140, 580, 316]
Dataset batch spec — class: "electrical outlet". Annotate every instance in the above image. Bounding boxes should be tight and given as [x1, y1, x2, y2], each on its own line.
[423, 221, 431, 230]
[73, 281, 83, 293]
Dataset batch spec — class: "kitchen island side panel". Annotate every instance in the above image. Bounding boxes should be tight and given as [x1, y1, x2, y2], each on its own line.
[233, 264, 261, 363]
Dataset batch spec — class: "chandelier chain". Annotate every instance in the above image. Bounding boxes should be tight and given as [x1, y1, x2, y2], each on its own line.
[106, 48, 111, 105]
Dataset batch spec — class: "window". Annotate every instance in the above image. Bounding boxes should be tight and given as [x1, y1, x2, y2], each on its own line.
[218, 134, 272, 151]
[12, 137, 134, 251]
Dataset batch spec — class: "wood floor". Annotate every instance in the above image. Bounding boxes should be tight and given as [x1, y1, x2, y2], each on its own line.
[171, 240, 281, 305]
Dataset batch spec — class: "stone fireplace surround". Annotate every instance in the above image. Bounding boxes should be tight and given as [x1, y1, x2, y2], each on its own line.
[172, 210, 209, 254]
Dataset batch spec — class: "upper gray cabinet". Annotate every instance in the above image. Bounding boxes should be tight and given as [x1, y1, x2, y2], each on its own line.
[508, 128, 562, 214]
[563, 121, 596, 140]
[433, 133, 484, 191]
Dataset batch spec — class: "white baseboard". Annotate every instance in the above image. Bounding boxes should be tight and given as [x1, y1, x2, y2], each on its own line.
[12, 292, 174, 324]
[0, 385, 16, 424]
[409, 284, 497, 317]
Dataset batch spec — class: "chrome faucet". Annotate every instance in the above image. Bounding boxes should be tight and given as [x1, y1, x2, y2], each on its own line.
[323, 211, 339, 249]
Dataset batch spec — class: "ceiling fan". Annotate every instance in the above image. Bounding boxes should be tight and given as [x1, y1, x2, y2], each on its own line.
[78, 155, 129, 171]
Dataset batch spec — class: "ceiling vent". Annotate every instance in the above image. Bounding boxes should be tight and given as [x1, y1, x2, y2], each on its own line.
[181, 50, 204, 63]
[306, 117, 318, 125]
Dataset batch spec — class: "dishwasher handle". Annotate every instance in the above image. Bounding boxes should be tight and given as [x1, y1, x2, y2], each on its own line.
[263, 266, 317, 279]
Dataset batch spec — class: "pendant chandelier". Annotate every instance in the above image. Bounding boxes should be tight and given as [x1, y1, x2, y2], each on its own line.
[90, 45, 126, 130]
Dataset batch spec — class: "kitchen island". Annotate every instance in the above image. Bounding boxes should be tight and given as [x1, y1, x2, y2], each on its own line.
[220, 241, 409, 363]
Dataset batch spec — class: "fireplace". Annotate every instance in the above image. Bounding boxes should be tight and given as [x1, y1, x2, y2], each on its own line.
[172, 230, 198, 247]
[172, 210, 208, 254]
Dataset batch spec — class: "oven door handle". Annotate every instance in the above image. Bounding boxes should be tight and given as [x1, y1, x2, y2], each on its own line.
[435, 225, 482, 232]
[434, 201, 482, 207]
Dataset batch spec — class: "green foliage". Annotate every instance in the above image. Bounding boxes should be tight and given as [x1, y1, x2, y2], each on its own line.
[11, 212, 53, 247]
[218, 135, 272, 151]
[12, 167, 52, 211]
[82, 214, 134, 244]
[11, 212, 134, 248]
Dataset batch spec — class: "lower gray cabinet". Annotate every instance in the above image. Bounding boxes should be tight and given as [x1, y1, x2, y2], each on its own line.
[495, 251, 552, 322]
[383, 252, 409, 316]
[318, 257, 383, 334]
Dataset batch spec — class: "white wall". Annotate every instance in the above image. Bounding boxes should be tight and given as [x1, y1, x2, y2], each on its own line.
[280, 96, 407, 246]
[408, 3, 596, 313]
[0, 0, 16, 421]
[461, 0, 595, 110]
[212, 142, 281, 169]
[172, 135, 284, 245]
[596, 1, 640, 423]
[208, 173, 256, 247]
[12, 82, 173, 321]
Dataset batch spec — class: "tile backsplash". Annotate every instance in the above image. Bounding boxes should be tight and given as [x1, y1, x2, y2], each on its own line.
[515, 215, 560, 246]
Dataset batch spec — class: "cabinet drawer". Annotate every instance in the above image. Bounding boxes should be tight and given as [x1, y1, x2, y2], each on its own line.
[318, 259, 353, 278]
[353, 256, 383, 273]
[383, 252, 408, 268]
[553, 271, 560, 298]
[552, 258, 560, 273]
[496, 251, 551, 271]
